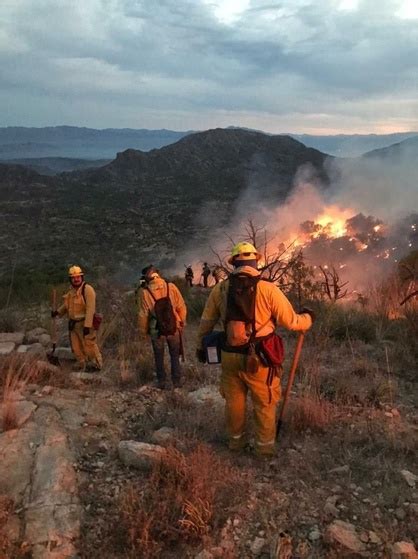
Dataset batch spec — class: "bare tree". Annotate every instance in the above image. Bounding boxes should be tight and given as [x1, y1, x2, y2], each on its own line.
[319, 266, 349, 302]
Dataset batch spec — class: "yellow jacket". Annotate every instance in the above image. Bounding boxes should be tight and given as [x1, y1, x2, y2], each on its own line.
[138, 277, 187, 337]
[58, 282, 96, 328]
[197, 266, 312, 349]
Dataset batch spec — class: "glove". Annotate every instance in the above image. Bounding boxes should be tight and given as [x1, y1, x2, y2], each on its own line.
[83, 327, 91, 336]
[51, 310, 59, 318]
[302, 307, 316, 323]
[196, 348, 207, 363]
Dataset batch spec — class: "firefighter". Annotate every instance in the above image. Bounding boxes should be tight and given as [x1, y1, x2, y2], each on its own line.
[52, 265, 103, 372]
[138, 265, 187, 389]
[185, 265, 194, 287]
[201, 262, 211, 287]
[196, 242, 313, 457]
[212, 265, 223, 284]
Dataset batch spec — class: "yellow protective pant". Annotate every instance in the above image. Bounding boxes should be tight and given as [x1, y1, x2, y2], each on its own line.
[220, 351, 281, 456]
[70, 321, 103, 369]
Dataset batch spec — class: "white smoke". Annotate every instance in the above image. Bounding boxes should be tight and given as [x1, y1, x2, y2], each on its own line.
[174, 139, 418, 291]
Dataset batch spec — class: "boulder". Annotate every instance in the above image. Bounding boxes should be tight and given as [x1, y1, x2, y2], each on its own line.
[328, 464, 350, 475]
[24, 409, 80, 558]
[55, 347, 76, 360]
[118, 441, 166, 470]
[325, 520, 366, 554]
[70, 372, 101, 382]
[25, 327, 48, 344]
[368, 531, 382, 545]
[391, 541, 418, 559]
[324, 495, 339, 517]
[401, 470, 417, 488]
[151, 427, 176, 445]
[0, 332, 24, 345]
[194, 550, 214, 559]
[26, 343, 46, 357]
[35, 361, 60, 377]
[0, 400, 37, 431]
[250, 537, 266, 555]
[38, 334, 51, 347]
[188, 386, 224, 408]
[17, 345, 30, 353]
[0, 341, 15, 355]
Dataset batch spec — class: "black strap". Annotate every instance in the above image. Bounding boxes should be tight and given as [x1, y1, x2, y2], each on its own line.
[81, 282, 87, 303]
[249, 280, 258, 344]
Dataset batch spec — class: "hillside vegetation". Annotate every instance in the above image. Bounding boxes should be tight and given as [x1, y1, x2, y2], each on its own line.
[0, 128, 329, 305]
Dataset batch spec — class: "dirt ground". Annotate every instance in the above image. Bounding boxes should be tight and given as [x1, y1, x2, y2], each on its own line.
[1, 323, 417, 559]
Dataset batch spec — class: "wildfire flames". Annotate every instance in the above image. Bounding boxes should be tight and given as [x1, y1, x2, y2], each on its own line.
[269, 206, 418, 291]
[182, 198, 417, 294]
[278, 205, 412, 255]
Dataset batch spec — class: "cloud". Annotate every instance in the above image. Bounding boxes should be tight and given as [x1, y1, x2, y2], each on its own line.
[0, 0, 417, 131]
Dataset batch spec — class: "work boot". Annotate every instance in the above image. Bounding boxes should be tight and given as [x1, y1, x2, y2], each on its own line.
[228, 434, 248, 452]
[172, 378, 183, 389]
[253, 442, 276, 459]
[85, 363, 101, 373]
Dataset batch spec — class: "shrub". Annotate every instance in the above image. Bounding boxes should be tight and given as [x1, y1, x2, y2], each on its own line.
[118, 444, 249, 558]
[285, 394, 333, 432]
[0, 355, 38, 430]
[0, 265, 68, 307]
[0, 309, 23, 333]
[315, 303, 378, 343]
[0, 496, 14, 558]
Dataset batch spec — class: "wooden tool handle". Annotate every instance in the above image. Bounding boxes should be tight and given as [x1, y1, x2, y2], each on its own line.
[51, 289, 57, 344]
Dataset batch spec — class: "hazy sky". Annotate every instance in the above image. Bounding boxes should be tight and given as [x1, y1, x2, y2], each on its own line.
[1, 0, 417, 133]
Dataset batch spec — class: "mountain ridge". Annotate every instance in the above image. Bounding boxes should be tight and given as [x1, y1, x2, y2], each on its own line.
[0, 128, 330, 281]
[1, 125, 417, 159]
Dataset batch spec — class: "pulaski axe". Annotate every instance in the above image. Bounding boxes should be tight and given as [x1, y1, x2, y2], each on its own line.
[47, 288, 61, 367]
[276, 332, 305, 437]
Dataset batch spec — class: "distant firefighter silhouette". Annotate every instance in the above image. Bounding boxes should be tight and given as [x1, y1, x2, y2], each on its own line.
[185, 265, 194, 287]
[212, 265, 223, 284]
[201, 262, 211, 287]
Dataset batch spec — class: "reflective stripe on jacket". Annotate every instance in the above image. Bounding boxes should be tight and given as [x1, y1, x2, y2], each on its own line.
[196, 265, 312, 350]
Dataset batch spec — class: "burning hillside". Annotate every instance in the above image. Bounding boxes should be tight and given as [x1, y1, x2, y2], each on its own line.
[291, 210, 417, 268]
[179, 179, 417, 296]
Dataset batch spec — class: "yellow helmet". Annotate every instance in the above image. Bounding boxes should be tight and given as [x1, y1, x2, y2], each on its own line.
[68, 265, 83, 277]
[228, 242, 261, 265]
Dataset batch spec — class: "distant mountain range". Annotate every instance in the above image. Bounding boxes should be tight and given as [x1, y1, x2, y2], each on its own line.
[0, 126, 190, 160]
[290, 132, 418, 157]
[362, 134, 418, 161]
[0, 125, 416, 162]
[1, 127, 417, 295]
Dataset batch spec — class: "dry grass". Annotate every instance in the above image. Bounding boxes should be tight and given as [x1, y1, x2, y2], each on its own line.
[0, 496, 14, 558]
[118, 444, 250, 558]
[286, 394, 333, 433]
[0, 355, 39, 431]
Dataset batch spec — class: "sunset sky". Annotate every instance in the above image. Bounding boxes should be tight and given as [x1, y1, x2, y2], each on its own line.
[1, 0, 417, 134]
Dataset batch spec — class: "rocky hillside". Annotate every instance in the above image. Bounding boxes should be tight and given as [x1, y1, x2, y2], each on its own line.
[0, 128, 329, 294]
